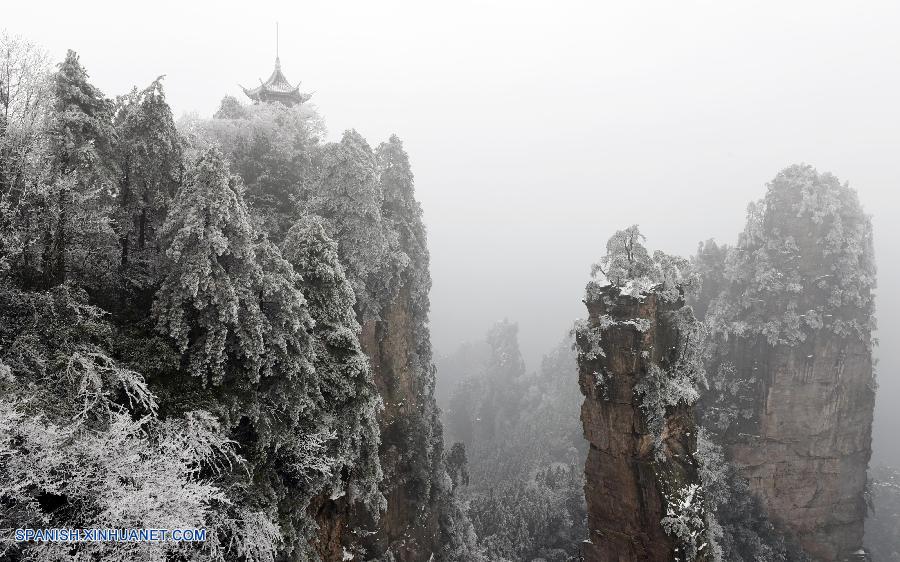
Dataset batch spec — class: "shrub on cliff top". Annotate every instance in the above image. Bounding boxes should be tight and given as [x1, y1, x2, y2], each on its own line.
[705, 164, 876, 346]
[589, 225, 698, 302]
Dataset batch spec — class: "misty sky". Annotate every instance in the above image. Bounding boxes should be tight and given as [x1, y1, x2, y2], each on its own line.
[6, 0, 899, 463]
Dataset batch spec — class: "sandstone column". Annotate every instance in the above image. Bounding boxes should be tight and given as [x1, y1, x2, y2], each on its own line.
[577, 284, 711, 562]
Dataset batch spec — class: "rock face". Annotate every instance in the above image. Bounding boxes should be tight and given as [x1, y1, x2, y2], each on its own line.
[577, 286, 709, 562]
[310, 281, 452, 562]
[696, 165, 877, 561]
[306, 135, 470, 561]
[715, 334, 875, 560]
[310, 291, 450, 562]
[356, 287, 446, 560]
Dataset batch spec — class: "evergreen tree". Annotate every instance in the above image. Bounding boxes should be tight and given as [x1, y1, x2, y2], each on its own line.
[201, 100, 318, 239]
[113, 76, 183, 306]
[281, 215, 384, 511]
[704, 164, 875, 345]
[43, 49, 117, 288]
[311, 129, 402, 320]
[690, 239, 730, 319]
[377, 134, 433, 339]
[377, 134, 427, 276]
[152, 146, 271, 388]
[213, 94, 249, 120]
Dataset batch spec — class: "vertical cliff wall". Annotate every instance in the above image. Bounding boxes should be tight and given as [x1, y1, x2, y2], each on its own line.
[698, 165, 877, 561]
[714, 334, 874, 560]
[311, 287, 450, 562]
[355, 286, 447, 561]
[576, 282, 711, 562]
[310, 135, 474, 562]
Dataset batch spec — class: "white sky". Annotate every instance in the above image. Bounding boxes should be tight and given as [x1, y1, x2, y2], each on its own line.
[5, 0, 900, 463]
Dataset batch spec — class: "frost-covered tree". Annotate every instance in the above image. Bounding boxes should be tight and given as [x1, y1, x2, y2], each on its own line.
[589, 224, 697, 301]
[152, 146, 273, 388]
[196, 98, 321, 238]
[633, 305, 708, 451]
[42, 50, 118, 288]
[0, 32, 51, 192]
[591, 224, 654, 285]
[0, 32, 52, 279]
[280, 215, 384, 513]
[377, 134, 430, 314]
[705, 164, 876, 346]
[213, 94, 249, 120]
[468, 463, 585, 562]
[309, 129, 404, 320]
[690, 239, 730, 320]
[0, 279, 280, 562]
[113, 76, 183, 304]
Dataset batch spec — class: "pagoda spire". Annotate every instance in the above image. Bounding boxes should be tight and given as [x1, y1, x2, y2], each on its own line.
[240, 23, 310, 107]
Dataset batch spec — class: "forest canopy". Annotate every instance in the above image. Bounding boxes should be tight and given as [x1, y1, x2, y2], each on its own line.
[0, 33, 444, 561]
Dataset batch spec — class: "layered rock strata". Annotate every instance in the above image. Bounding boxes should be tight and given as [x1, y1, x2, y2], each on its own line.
[577, 285, 710, 562]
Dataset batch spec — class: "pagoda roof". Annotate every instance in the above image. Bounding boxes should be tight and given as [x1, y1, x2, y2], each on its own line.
[241, 57, 311, 106]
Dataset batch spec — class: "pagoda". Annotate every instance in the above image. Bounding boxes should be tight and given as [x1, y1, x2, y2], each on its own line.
[241, 25, 311, 107]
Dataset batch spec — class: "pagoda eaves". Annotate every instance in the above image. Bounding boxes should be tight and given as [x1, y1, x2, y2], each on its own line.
[241, 57, 310, 107]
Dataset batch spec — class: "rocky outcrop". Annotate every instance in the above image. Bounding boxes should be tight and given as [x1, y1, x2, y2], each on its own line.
[310, 289, 452, 562]
[577, 285, 711, 562]
[355, 287, 446, 560]
[697, 164, 877, 561]
[712, 333, 874, 560]
[304, 134, 473, 561]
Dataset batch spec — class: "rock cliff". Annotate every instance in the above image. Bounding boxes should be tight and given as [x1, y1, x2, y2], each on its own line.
[576, 280, 712, 562]
[713, 335, 874, 560]
[311, 287, 450, 561]
[309, 136, 473, 562]
[354, 287, 447, 560]
[697, 164, 877, 561]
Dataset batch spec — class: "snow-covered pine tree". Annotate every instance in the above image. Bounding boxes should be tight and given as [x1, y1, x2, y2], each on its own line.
[113, 76, 183, 307]
[377, 134, 427, 294]
[152, 146, 273, 388]
[376, 133, 433, 367]
[281, 214, 384, 518]
[43, 50, 118, 288]
[202, 98, 320, 239]
[311, 129, 402, 321]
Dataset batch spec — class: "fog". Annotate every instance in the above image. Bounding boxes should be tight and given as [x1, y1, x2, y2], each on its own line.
[6, 0, 898, 465]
